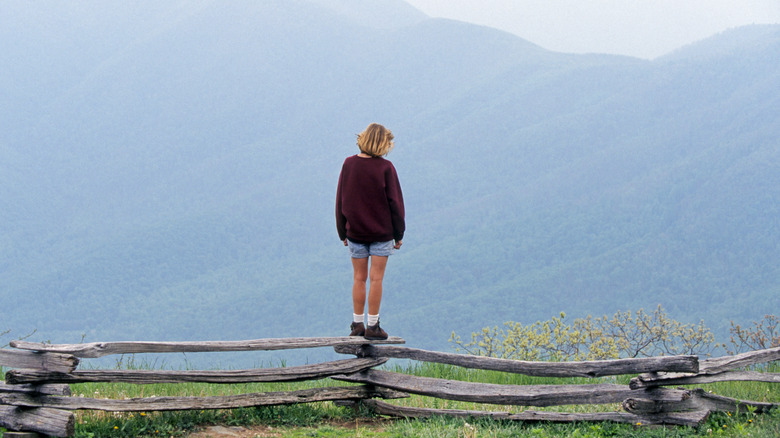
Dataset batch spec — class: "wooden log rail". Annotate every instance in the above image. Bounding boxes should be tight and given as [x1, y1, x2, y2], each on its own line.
[1, 336, 405, 436]
[0, 406, 75, 438]
[0, 386, 408, 412]
[630, 346, 780, 389]
[334, 368, 652, 406]
[2, 337, 778, 437]
[0, 349, 79, 374]
[332, 346, 778, 427]
[5, 357, 389, 385]
[334, 344, 700, 377]
[9, 337, 406, 358]
[362, 398, 712, 426]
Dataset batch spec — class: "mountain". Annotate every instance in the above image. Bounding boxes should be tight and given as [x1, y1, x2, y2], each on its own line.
[1, 1, 778, 365]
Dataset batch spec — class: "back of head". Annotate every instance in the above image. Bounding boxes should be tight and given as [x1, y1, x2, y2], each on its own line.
[357, 123, 394, 157]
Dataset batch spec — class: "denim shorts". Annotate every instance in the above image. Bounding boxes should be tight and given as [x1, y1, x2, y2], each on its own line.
[347, 240, 395, 258]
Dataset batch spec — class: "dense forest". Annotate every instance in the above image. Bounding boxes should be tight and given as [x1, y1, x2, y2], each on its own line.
[1, 1, 778, 366]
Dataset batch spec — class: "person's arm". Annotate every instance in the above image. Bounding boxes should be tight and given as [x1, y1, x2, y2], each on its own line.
[386, 164, 405, 243]
[335, 166, 349, 242]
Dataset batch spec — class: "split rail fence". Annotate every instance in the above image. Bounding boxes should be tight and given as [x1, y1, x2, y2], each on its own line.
[1, 337, 778, 437]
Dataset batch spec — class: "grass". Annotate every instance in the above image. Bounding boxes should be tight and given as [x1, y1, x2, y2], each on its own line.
[60, 405, 780, 437]
[1, 361, 778, 437]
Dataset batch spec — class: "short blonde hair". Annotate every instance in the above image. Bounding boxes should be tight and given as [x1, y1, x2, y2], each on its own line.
[357, 123, 394, 157]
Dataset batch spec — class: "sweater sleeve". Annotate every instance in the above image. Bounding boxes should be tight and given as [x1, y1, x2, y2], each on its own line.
[386, 163, 405, 242]
[335, 166, 348, 241]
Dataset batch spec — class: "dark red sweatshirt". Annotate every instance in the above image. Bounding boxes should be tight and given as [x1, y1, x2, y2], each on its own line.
[336, 155, 405, 244]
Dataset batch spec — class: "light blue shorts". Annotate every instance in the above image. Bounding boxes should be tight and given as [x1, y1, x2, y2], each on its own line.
[347, 240, 395, 258]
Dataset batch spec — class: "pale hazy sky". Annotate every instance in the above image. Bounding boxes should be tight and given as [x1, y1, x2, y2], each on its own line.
[404, 0, 780, 59]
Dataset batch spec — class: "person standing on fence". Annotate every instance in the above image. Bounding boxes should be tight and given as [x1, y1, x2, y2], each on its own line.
[336, 123, 405, 340]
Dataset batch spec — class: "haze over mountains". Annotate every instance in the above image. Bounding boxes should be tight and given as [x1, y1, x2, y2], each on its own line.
[2, 0, 778, 363]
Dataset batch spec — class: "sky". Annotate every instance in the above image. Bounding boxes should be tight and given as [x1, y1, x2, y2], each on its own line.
[404, 0, 780, 59]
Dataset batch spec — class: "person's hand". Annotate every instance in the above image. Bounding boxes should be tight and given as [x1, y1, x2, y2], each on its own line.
[343, 239, 348, 246]
[394, 240, 403, 249]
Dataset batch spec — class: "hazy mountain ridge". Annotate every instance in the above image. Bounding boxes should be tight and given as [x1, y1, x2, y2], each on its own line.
[660, 24, 780, 62]
[1, 1, 778, 361]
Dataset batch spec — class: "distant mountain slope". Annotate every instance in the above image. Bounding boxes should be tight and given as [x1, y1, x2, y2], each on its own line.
[1, 1, 777, 362]
[309, 0, 427, 27]
[397, 24, 780, 338]
[661, 24, 780, 62]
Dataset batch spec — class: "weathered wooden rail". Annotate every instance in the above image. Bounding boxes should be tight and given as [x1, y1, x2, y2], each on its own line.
[334, 344, 778, 425]
[0, 337, 406, 436]
[1, 339, 778, 437]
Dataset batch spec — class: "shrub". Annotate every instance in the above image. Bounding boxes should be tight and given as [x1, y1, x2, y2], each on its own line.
[449, 305, 719, 360]
[726, 314, 779, 355]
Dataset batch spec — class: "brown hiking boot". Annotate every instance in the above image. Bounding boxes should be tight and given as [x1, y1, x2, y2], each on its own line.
[349, 322, 365, 336]
[364, 322, 388, 340]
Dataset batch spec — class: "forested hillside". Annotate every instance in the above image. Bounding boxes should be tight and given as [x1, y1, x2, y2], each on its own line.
[1, 0, 778, 364]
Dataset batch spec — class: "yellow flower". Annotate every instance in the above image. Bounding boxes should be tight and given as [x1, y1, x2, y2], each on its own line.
[140, 412, 146, 416]
[636, 422, 642, 426]
[114, 426, 118, 430]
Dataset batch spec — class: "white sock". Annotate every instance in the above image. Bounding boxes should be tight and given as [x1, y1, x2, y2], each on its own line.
[367, 314, 379, 326]
[353, 313, 364, 324]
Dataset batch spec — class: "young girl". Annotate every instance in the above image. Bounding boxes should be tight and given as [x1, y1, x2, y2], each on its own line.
[335, 123, 405, 340]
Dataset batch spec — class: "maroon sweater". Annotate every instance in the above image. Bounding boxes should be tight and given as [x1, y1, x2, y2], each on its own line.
[336, 155, 405, 244]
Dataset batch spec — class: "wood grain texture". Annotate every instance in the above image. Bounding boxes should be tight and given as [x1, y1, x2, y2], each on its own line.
[623, 388, 777, 415]
[630, 347, 780, 389]
[0, 385, 408, 411]
[0, 382, 71, 396]
[333, 369, 654, 407]
[335, 344, 699, 377]
[0, 406, 74, 437]
[631, 370, 780, 389]
[698, 347, 780, 374]
[0, 349, 78, 373]
[10, 336, 405, 358]
[363, 399, 710, 427]
[5, 357, 387, 384]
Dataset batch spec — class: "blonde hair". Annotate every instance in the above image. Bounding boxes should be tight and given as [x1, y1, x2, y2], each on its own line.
[357, 123, 394, 157]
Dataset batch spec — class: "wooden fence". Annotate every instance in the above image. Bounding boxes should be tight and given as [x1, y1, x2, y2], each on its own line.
[1, 338, 778, 437]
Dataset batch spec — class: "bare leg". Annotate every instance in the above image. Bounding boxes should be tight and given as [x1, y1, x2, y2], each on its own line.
[367, 255, 388, 315]
[351, 257, 369, 315]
